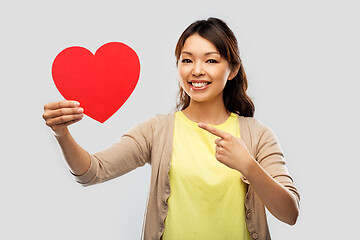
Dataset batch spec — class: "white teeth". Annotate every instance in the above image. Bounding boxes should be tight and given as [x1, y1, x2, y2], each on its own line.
[192, 82, 208, 88]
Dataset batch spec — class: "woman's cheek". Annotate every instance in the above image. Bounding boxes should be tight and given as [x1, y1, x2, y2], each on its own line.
[178, 68, 191, 85]
[179, 65, 191, 77]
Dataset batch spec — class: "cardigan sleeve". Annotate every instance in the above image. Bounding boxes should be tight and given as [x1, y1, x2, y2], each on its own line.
[72, 117, 155, 187]
[254, 120, 300, 206]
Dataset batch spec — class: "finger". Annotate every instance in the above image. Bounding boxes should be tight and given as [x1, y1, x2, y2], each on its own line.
[44, 100, 80, 111]
[43, 106, 84, 120]
[215, 152, 224, 163]
[51, 118, 81, 136]
[46, 113, 84, 126]
[215, 138, 222, 146]
[51, 118, 82, 133]
[198, 123, 229, 139]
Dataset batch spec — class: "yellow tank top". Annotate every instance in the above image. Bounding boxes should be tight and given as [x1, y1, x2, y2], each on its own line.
[162, 111, 251, 240]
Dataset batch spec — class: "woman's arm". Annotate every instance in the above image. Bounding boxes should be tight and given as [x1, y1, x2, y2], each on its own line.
[44, 100, 154, 186]
[55, 128, 91, 176]
[242, 158, 299, 225]
[43, 100, 91, 176]
[198, 122, 299, 225]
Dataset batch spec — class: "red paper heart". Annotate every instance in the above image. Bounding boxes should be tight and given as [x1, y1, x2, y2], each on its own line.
[52, 42, 140, 123]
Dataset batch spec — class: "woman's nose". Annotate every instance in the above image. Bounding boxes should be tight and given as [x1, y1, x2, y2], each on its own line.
[192, 62, 205, 76]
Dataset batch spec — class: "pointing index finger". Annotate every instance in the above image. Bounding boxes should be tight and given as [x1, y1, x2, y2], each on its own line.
[198, 123, 228, 139]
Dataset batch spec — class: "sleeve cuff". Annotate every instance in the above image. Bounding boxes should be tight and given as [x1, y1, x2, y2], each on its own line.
[70, 154, 98, 186]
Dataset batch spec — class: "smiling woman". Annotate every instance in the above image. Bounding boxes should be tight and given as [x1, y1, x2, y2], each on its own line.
[178, 34, 234, 102]
[175, 18, 254, 119]
[43, 17, 299, 240]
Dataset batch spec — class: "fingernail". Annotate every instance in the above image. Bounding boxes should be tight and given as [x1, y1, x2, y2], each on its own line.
[73, 102, 80, 107]
[78, 107, 84, 113]
[198, 123, 204, 127]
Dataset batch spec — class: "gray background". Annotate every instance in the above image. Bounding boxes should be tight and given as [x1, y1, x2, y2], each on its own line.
[1, 0, 359, 239]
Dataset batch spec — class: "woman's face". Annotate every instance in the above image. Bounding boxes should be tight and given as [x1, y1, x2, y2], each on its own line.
[178, 34, 236, 104]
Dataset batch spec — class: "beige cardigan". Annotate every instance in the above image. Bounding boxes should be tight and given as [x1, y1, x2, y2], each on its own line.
[73, 113, 300, 240]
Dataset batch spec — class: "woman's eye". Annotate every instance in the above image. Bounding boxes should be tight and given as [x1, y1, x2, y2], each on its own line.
[181, 59, 192, 63]
[207, 59, 218, 63]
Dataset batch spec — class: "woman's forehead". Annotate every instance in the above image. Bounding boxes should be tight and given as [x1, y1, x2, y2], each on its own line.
[181, 34, 219, 55]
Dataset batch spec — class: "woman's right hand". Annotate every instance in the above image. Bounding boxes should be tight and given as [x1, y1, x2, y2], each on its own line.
[43, 100, 84, 137]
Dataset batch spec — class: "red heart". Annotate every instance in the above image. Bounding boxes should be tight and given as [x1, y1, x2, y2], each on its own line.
[52, 42, 140, 123]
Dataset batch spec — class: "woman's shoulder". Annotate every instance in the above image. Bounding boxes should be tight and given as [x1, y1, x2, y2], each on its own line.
[146, 112, 175, 126]
[234, 114, 269, 133]
[234, 114, 280, 145]
[234, 114, 283, 162]
[132, 112, 175, 133]
[124, 112, 175, 140]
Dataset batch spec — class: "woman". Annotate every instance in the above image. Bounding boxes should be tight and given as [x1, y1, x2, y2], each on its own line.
[43, 17, 300, 240]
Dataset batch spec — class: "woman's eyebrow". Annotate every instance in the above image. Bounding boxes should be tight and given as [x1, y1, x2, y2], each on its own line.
[181, 51, 192, 55]
[181, 51, 220, 56]
[205, 51, 220, 56]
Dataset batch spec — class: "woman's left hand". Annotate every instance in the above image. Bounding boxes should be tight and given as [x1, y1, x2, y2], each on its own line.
[199, 122, 300, 225]
[198, 122, 255, 175]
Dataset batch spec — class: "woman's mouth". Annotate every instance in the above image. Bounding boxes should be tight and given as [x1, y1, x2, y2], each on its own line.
[188, 81, 211, 91]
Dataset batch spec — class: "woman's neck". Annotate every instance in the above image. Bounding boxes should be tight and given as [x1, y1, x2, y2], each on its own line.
[181, 98, 230, 125]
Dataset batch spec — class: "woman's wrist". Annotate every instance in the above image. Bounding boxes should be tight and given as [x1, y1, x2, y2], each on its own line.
[54, 127, 70, 138]
[238, 155, 258, 179]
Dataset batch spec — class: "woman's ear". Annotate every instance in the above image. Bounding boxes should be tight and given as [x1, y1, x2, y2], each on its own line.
[228, 64, 240, 80]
